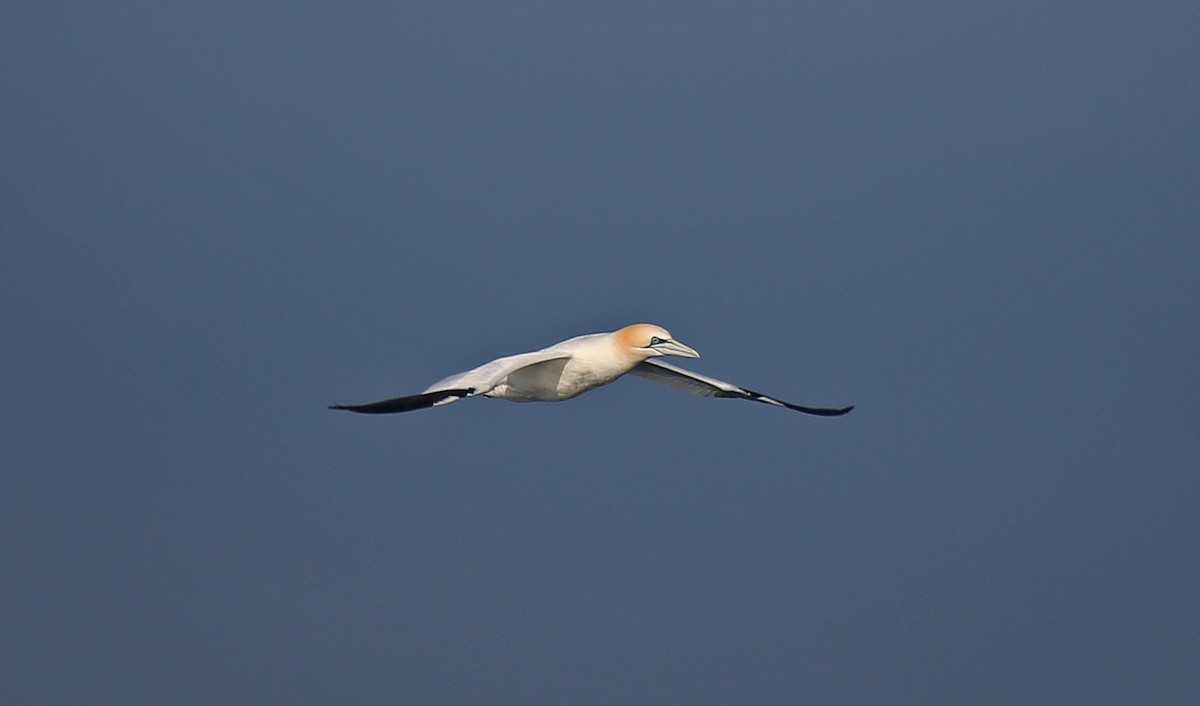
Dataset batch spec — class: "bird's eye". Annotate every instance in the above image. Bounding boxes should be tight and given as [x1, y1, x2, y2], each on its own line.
[649, 336, 665, 345]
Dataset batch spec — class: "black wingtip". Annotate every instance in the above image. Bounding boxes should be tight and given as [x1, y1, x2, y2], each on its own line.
[783, 402, 855, 417]
[327, 388, 476, 415]
[736, 387, 855, 417]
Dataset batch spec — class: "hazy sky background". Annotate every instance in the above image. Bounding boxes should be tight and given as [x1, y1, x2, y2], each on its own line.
[4, 2, 1198, 704]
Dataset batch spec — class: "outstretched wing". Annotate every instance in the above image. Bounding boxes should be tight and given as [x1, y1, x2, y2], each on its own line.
[330, 347, 576, 415]
[629, 359, 853, 417]
[420, 349, 574, 394]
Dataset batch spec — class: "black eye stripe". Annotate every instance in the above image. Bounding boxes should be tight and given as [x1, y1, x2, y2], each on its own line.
[649, 336, 666, 346]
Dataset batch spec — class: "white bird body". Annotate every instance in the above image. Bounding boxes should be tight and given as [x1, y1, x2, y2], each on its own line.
[425, 331, 647, 402]
[331, 323, 853, 417]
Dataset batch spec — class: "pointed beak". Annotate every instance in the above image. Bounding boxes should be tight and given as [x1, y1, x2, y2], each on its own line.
[653, 338, 700, 358]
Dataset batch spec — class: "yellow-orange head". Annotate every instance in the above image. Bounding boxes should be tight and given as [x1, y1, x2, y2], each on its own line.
[613, 323, 700, 359]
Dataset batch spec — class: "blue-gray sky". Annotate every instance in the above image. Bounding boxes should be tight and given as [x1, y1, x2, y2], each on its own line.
[3, 2, 1198, 704]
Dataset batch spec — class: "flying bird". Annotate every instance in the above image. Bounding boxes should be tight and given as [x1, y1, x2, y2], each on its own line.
[329, 324, 853, 417]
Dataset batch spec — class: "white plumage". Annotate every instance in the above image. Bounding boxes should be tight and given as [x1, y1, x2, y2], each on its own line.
[330, 323, 853, 417]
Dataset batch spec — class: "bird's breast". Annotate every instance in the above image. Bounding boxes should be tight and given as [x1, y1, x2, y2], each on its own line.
[553, 350, 639, 398]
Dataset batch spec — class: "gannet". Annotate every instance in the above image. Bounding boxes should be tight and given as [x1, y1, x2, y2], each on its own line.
[330, 323, 853, 417]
